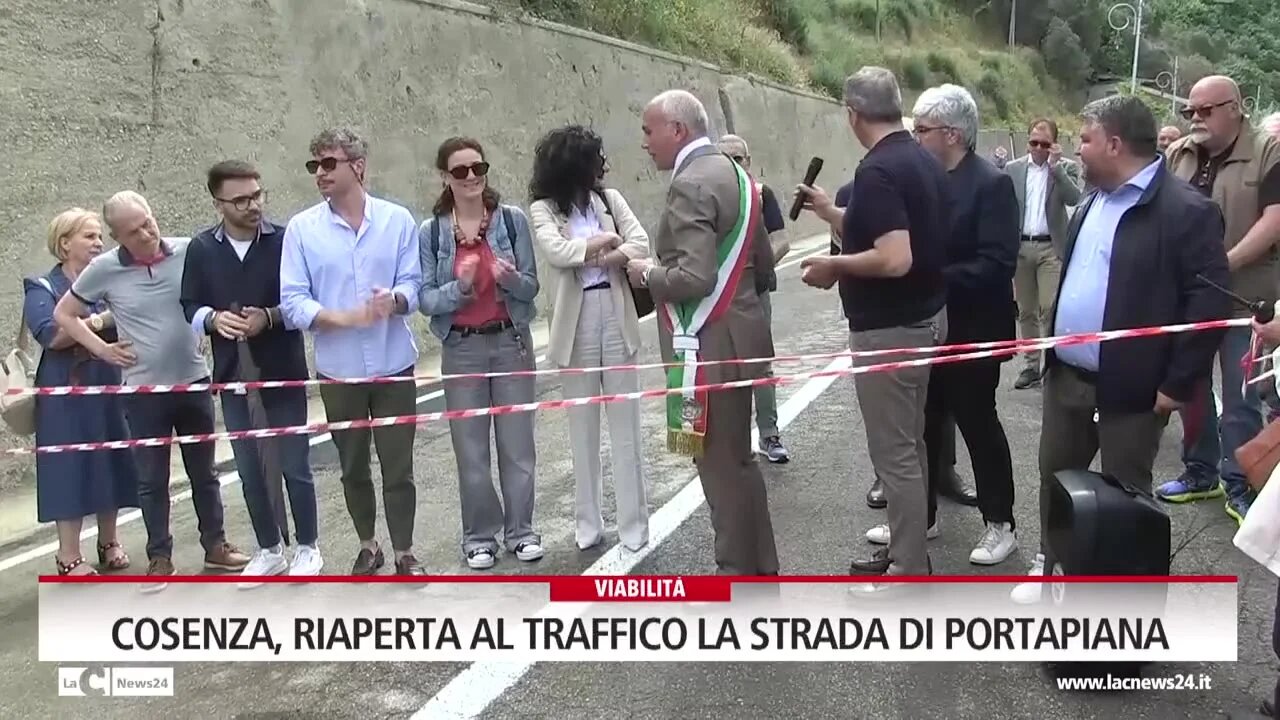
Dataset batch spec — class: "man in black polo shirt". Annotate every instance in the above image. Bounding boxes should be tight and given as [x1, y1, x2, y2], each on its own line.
[801, 66, 948, 588]
[180, 161, 321, 582]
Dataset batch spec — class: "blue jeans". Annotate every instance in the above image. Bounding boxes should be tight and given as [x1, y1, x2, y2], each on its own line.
[220, 387, 317, 548]
[1180, 326, 1263, 499]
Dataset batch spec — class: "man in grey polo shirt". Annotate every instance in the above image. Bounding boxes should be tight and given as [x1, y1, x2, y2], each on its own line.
[54, 190, 249, 587]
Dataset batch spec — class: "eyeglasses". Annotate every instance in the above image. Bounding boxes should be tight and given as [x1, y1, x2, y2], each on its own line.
[215, 189, 267, 211]
[447, 162, 490, 180]
[1028, 140, 1053, 150]
[730, 155, 747, 164]
[912, 125, 950, 137]
[305, 157, 353, 174]
[1179, 100, 1236, 121]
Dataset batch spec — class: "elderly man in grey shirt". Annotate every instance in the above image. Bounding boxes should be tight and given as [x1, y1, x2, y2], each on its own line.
[54, 190, 249, 589]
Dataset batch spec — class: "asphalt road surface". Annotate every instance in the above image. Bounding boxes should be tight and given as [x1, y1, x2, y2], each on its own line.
[1, 234, 1274, 719]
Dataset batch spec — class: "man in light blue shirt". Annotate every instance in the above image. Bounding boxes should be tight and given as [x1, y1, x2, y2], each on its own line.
[1009, 95, 1228, 605]
[280, 127, 426, 576]
[1052, 157, 1162, 372]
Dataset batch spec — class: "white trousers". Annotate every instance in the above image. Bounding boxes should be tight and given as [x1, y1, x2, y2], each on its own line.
[562, 288, 650, 550]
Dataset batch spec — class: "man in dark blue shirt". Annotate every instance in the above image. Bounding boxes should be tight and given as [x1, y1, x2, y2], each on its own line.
[799, 67, 948, 590]
[719, 135, 793, 464]
[180, 160, 321, 583]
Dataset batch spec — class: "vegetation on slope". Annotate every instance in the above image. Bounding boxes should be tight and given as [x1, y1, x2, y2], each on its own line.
[518, 0, 1072, 127]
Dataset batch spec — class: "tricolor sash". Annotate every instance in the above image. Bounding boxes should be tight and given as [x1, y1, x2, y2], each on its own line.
[659, 160, 761, 456]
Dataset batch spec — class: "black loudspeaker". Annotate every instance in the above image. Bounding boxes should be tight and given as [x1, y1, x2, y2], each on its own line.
[1041, 470, 1172, 682]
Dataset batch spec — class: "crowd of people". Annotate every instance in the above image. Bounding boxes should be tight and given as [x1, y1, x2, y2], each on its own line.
[23, 91, 799, 591]
[21, 65, 1280, 640]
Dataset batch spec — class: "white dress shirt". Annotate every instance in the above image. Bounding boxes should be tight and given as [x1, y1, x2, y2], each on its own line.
[1022, 161, 1051, 236]
[673, 136, 713, 178]
[568, 205, 610, 288]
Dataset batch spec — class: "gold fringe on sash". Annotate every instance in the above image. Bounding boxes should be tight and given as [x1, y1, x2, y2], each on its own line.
[667, 428, 705, 458]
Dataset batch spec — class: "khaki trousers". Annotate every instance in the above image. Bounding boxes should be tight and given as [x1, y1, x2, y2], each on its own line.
[1014, 241, 1062, 372]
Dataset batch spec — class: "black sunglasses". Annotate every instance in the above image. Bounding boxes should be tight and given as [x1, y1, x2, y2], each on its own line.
[305, 157, 352, 174]
[1179, 100, 1236, 121]
[447, 162, 490, 180]
[1028, 140, 1053, 150]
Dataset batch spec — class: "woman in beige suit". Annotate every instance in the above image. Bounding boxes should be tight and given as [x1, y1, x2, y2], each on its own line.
[529, 125, 651, 552]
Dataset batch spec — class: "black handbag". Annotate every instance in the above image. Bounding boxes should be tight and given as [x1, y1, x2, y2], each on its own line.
[595, 188, 655, 319]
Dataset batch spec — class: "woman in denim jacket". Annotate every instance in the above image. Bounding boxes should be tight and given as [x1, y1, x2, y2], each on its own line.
[418, 136, 543, 571]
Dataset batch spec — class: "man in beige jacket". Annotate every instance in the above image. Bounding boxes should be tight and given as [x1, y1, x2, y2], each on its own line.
[628, 89, 779, 575]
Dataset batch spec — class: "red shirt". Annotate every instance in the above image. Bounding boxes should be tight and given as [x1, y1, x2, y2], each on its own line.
[452, 241, 510, 328]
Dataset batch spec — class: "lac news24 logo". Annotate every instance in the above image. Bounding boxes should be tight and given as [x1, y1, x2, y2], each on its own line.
[58, 666, 174, 697]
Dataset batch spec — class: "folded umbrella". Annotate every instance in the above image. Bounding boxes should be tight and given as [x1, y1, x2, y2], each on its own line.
[229, 302, 290, 546]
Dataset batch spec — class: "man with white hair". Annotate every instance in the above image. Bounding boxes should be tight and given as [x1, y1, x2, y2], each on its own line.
[907, 84, 1020, 565]
[798, 67, 949, 589]
[53, 190, 249, 590]
[1159, 75, 1280, 524]
[627, 89, 780, 575]
[716, 133, 791, 464]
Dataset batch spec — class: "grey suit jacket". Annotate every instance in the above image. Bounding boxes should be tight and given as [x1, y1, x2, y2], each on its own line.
[1005, 156, 1083, 257]
[646, 144, 775, 383]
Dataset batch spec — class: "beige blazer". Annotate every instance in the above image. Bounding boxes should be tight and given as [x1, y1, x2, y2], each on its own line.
[529, 189, 650, 368]
[646, 145, 775, 384]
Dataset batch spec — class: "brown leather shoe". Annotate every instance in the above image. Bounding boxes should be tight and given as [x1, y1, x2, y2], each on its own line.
[204, 542, 251, 571]
[396, 553, 427, 576]
[141, 556, 175, 594]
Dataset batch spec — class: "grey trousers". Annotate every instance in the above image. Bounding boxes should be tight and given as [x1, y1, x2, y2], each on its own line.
[563, 288, 649, 551]
[441, 325, 540, 555]
[1037, 363, 1169, 554]
[850, 307, 947, 575]
[753, 291, 779, 439]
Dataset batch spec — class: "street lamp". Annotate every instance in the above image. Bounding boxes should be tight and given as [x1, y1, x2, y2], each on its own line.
[1154, 51, 1178, 117]
[1155, 69, 1176, 117]
[1108, 0, 1145, 94]
[1243, 85, 1262, 114]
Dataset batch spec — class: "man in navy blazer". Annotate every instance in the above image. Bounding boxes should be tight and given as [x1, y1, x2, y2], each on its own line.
[902, 84, 1021, 566]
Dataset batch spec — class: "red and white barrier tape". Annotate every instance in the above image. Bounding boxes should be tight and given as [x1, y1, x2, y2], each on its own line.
[6, 317, 1246, 455]
[5, 317, 1250, 398]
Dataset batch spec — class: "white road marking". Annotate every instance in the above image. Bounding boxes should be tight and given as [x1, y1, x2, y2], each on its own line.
[412, 355, 851, 720]
[0, 239, 830, 574]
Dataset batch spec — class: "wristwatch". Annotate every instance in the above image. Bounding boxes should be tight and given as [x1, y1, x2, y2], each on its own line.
[88, 314, 104, 332]
[641, 267, 652, 288]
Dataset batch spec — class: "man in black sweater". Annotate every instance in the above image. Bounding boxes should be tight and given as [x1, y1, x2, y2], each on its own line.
[906, 84, 1020, 565]
[1010, 95, 1230, 604]
[180, 160, 321, 583]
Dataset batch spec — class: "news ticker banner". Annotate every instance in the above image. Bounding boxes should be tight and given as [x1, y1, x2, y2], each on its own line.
[38, 576, 1237, 663]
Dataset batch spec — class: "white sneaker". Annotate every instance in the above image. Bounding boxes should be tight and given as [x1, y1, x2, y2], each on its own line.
[969, 522, 1017, 565]
[467, 549, 496, 570]
[865, 521, 939, 546]
[288, 545, 324, 576]
[514, 541, 545, 562]
[238, 546, 288, 589]
[1010, 553, 1046, 605]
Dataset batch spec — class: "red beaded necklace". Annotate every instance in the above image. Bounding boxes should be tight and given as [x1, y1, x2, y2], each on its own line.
[452, 209, 489, 248]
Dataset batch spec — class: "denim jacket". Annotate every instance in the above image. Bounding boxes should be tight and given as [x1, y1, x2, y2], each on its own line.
[417, 203, 540, 341]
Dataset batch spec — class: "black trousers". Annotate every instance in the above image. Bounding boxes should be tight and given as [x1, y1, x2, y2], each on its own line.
[925, 358, 1015, 529]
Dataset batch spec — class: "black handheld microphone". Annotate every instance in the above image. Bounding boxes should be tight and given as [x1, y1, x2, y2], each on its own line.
[790, 156, 824, 221]
[1196, 273, 1275, 324]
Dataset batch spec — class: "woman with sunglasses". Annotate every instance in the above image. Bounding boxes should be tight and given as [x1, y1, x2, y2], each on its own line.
[419, 137, 543, 570]
[528, 125, 652, 552]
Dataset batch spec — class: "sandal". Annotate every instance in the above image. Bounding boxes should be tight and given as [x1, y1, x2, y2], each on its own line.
[56, 556, 98, 576]
[97, 540, 130, 571]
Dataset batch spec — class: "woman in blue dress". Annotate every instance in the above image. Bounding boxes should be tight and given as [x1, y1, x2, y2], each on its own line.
[24, 208, 139, 575]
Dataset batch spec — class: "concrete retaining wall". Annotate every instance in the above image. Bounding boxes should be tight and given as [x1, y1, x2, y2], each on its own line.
[0, 0, 1069, 480]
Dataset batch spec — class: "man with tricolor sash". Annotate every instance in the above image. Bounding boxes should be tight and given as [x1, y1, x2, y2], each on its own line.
[628, 90, 780, 575]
